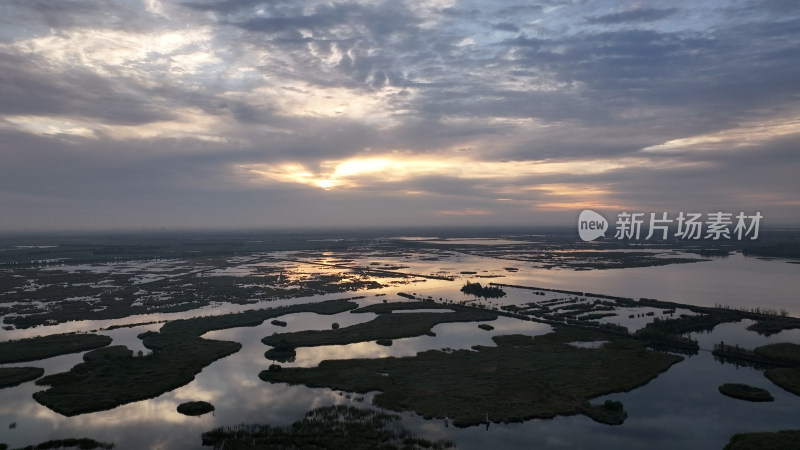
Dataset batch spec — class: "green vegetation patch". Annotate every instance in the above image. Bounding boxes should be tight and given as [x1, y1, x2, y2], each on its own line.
[260, 327, 681, 426]
[714, 343, 775, 368]
[724, 430, 800, 450]
[264, 340, 296, 363]
[748, 318, 800, 336]
[754, 343, 800, 366]
[178, 400, 215, 416]
[0, 367, 45, 388]
[584, 400, 627, 425]
[765, 368, 800, 396]
[634, 328, 698, 354]
[82, 346, 133, 362]
[632, 310, 748, 354]
[718, 383, 774, 402]
[201, 404, 454, 450]
[158, 299, 358, 338]
[642, 310, 740, 335]
[351, 301, 451, 314]
[34, 336, 239, 416]
[0, 334, 112, 364]
[33, 299, 358, 416]
[262, 305, 497, 349]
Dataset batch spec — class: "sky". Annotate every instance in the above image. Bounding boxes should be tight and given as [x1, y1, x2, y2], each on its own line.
[1, 0, 799, 231]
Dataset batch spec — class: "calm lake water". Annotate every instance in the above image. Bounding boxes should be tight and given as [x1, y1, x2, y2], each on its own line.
[397, 251, 800, 315]
[1, 250, 799, 449]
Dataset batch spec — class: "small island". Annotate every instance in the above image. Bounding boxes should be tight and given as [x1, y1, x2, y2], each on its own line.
[177, 401, 215, 416]
[0, 333, 112, 364]
[460, 282, 506, 299]
[0, 367, 45, 389]
[264, 340, 297, 362]
[719, 383, 774, 402]
[585, 400, 627, 425]
[261, 327, 682, 426]
[724, 430, 800, 450]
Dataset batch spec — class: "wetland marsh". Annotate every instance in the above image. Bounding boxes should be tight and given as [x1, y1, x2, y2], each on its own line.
[1, 230, 800, 449]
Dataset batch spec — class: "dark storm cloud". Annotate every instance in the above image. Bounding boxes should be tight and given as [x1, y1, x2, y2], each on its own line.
[221, 1, 434, 92]
[492, 4, 545, 18]
[181, 0, 264, 14]
[586, 8, 678, 24]
[4, 0, 160, 34]
[0, 51, 173, 125]
[380, 175, 493, 199]
[734, 0, 800, 17]
[393, 8, 800, 162]
[492, 22, 520, 33]
[231, 1, 421, 39]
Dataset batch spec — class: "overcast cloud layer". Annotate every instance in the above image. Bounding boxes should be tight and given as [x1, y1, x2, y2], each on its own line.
[1, 0, 799, 230]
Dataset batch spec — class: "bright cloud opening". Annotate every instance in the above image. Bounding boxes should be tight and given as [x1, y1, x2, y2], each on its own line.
[641, 116, 800, 153]
[240, 154, 696, 192]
